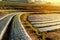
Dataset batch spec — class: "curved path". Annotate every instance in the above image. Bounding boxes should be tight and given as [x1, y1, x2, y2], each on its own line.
[0, 12, 32, 40]
[1, 12, 60, 40]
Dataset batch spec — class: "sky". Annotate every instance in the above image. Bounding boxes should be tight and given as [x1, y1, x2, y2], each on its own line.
[0, 0, 60, 6]
[30, 0, 60, 6]
[42, 0, 60, 6]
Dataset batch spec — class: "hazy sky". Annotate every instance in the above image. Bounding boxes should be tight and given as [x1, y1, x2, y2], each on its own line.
[0, 0, 60, 6]
[28, 0, 60, 3]
[42, 0, 60, 6]
[31, 0, 60, 6]
[44, 0, 60, 3]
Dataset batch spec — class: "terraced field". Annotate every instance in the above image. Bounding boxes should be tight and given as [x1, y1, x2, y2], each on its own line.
[20, 13, 60, 40]
[1, 12, 60, 40]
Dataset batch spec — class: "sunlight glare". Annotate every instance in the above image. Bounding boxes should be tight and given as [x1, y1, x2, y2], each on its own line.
[42, 0, 60, 6]
[29, 0, 60, 6]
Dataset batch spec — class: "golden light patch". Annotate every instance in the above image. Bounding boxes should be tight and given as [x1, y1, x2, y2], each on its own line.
[28, 0, 60, 6]
[44, 0, 60, 6]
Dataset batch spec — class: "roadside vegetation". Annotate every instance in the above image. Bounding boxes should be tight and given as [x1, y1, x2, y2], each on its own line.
[20, 13, 60, 40]
[20, 13, 43, 40]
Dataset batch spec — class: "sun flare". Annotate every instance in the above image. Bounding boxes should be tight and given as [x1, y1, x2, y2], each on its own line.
[44, 0, 60, 6]
[29, 0, 60, 6]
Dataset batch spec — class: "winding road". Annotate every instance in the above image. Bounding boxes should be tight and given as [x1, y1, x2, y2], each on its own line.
[0, 12, 32, 40]
[0, 12, 60, 40]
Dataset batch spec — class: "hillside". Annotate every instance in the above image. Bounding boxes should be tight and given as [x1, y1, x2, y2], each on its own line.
[0, 1, 60, 12]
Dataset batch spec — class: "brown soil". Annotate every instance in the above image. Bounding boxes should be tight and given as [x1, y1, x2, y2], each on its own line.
[21, 20, 41, 40]
[45, 29, 60, 40]
[20, 13, 60, 40]
[22, 21, 60, 40]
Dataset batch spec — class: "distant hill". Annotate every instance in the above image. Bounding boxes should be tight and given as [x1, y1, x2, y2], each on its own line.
[0, 1, 60, 12]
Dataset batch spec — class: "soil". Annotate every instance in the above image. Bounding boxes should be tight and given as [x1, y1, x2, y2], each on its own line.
[21, 20, 41, 40]
[20, 13, 60, 40]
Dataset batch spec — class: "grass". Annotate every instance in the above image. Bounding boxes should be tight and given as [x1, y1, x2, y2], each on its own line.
[21, 13, 40, 35]
[20, 13, 49, 40]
